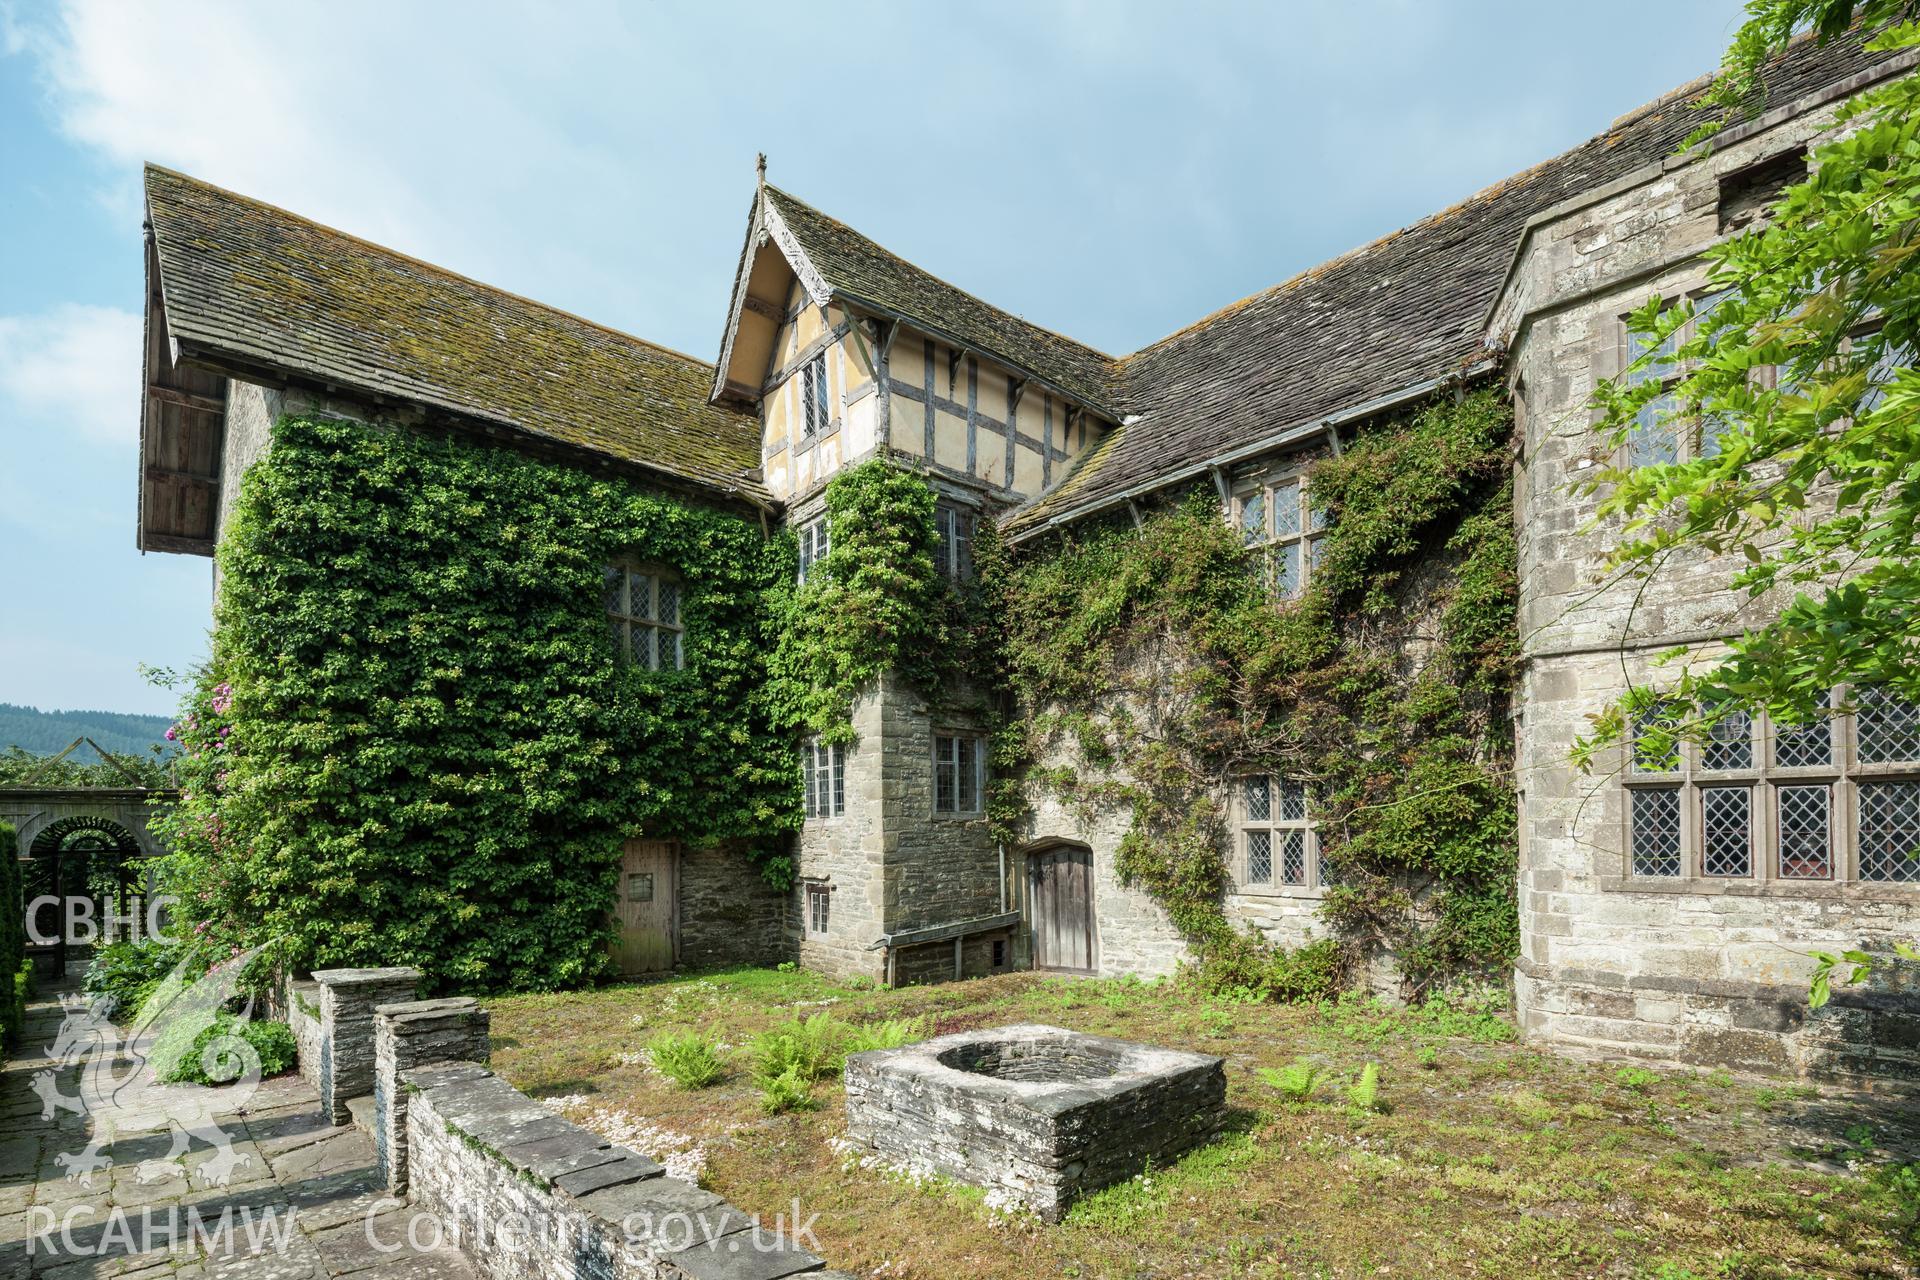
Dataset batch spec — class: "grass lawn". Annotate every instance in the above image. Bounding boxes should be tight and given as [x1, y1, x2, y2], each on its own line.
[484, 967, 1919, 1280]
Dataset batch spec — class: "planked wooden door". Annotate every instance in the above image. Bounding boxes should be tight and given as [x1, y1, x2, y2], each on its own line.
[612, 839, 678, 976]
[1028, 846, 1095, 973]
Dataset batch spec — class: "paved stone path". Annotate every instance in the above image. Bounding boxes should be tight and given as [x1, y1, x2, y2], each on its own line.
[0, 979, 475, 1279]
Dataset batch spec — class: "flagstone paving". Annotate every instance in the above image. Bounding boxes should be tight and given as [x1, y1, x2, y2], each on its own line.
[0, 979, 475, 1279]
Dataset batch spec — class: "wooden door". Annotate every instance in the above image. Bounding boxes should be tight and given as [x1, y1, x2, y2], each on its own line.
[1028, 846, 1095, 973]
[612, 839, 678, 976]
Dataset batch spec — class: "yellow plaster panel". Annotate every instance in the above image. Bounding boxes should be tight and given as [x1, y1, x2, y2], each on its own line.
[978, 432, 1006, 488]
[975, 361, 1009, 423]
[794, 306, 824, 349]
[889, 395, 922, 456]
[846, 395, 876, 457]
[933, 411, 969, 472]
[1014, 442, 1042, 494]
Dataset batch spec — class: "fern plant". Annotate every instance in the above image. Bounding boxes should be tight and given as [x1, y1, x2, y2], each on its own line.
[841, 1017, 924, 1058]
[750, 1012, 842, 1083]
[648, 1030, 726, 1090]
[758, 1065, 818, 1115]
[1256, 1060, 1326, 1103]
[1345, 1061, 1384, 1114]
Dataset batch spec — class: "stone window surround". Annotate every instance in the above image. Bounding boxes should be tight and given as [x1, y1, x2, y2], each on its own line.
[1615, 284, 1738, 468]
[1230, 454, 1329, 602]
[603, 559, 684, 672]
[1232, 774, 1327, 899]
[932, 730, 987, 818]
[1606, 290, 1905, 469]
[804, 879, 832, 937]
[804, 737, 846, 820]
[1611, 688, 1920, 899]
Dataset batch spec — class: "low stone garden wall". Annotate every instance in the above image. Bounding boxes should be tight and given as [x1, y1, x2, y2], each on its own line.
[299, 966, 842, 1279]
[401, 1064, 833, 1279]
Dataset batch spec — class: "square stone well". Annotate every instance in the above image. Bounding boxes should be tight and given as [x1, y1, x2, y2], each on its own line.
[843, 1023, 1227, 1221]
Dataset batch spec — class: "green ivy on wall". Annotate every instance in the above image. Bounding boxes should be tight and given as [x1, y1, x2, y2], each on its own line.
[996, 388, 1519, 996]
[767, 458, 1000, 741]
[152, 415, 799, 993]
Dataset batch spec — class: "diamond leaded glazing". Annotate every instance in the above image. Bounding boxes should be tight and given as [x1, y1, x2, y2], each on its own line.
[1700, 787, 1751, 877]
[1859, 781, 1920, 882]
[1246, 831, 1272, 885]
[1631, 787, 1683, 877]
[1858, 688, 1920, 764]
[1279, 831, 1306, 886]
[1773, 716, 1834, 768]
[1777, 784, 1831, 879]
[1701, 710, 1751, 771]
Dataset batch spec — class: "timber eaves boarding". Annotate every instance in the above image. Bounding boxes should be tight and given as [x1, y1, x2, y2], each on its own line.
[138, 31, 1894, 546]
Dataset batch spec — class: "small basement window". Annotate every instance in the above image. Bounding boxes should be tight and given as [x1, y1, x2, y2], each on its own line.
[1718, 150, 1807, 235]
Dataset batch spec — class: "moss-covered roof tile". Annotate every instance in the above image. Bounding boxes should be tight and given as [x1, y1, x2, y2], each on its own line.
[145, 166, 767, 501]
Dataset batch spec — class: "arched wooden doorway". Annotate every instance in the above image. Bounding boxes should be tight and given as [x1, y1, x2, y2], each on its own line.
[1025, 842, 1096, 975]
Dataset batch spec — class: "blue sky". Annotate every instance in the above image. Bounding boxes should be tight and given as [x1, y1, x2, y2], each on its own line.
[0, 0, 1747, 717]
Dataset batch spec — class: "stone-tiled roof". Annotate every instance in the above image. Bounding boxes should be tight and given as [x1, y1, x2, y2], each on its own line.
[762, 185, 1123, 413]
[144, 166, 768, 502]
[1004, 32, 1893, 536]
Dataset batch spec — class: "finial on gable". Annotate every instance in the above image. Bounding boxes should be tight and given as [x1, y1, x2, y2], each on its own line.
[756, 152, 767, 187]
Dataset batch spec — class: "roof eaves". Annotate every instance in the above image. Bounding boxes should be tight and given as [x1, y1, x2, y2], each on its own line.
[1005, 358, 1500, 543]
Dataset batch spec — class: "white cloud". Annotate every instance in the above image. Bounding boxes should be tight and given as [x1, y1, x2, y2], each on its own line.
[0, 303, 142, 444]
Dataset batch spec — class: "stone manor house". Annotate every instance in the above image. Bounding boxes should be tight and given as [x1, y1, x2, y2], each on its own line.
[134, 34, 1918, 1084]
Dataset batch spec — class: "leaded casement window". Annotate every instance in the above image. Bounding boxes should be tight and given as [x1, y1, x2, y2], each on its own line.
[805, 882, 831, 937]
[799, 353, 830, 439]
[1234, 468, 1329, 602]
[1621, 290, 1732, 466]
[804, 739, 846, 819]
[604, 563, 684, 671]
[933, 733, 986, 816]
[1237, 775, 1327, 892]
[1623, 688, 1920, 885]
[797, 517, 829, 584]
[935, 502, 974, 581]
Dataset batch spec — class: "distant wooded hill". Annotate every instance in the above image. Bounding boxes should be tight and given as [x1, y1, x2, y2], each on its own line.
[0, 703, 175, 757]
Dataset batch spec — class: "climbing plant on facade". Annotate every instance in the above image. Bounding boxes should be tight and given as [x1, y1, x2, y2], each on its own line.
[151, 415, 799, 993]
[996, 389, 1519, 997]
[767, 456, 1002, 741]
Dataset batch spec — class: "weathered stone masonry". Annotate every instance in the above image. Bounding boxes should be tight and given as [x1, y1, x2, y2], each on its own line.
[1493, 55, 1920, 1085]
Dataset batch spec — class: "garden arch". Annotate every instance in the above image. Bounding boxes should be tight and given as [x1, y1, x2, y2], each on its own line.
[1, 786, 176, 976]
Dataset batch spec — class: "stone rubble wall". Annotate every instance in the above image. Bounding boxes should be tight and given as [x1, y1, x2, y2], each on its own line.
[793, 675, 889, 982]
[374, 996, 491, 1193]
[312, 966, 422, 1124]
[678, 841, 787, 970]
[286, 978, 326, 1095]
[403, 1061, 836, 1279]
